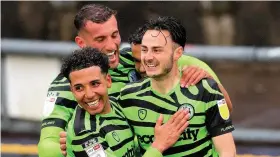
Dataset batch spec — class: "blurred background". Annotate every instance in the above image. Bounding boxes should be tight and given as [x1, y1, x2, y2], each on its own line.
[1, 1, 280, 157]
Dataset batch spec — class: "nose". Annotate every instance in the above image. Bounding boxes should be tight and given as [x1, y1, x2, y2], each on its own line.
[84, 87, 95, 100]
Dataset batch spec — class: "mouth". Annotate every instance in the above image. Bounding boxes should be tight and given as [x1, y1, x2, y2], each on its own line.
[86, 99, 99, 107]
[107, 51, 117, 62]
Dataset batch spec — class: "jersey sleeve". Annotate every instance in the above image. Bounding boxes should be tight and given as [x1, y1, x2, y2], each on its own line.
[38, 73, 77, 157]
[142, 146, 163, 157]
[178, 55, 221, 84]
[203, 79, 235, 137]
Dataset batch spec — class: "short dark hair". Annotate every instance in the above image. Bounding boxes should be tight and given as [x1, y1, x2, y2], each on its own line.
[144, 16, 187, 48]
[61, 47, 110, 81]
[128, 25, 147, 44]
[74, 4, 117, 31]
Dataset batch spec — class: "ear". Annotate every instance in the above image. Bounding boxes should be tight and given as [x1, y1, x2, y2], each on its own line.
[173, 46, 183, 61]
[75, 35, 86, 48]
[106, 74, 112, 88]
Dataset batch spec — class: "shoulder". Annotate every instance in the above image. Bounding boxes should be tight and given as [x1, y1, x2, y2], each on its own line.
[120, 78, 150, 97]
[48, 73, 70, 92]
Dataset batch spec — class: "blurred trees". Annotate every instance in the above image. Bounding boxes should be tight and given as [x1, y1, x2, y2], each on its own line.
[1, 1, 280, 46]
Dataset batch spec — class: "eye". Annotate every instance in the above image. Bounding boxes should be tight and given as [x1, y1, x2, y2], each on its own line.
[74, 85, 83, 92]
[95, 37, 105, 43]
[141, 48, 147, 53]
[91, 81, 100, 87]
[112, 31, 119, 38]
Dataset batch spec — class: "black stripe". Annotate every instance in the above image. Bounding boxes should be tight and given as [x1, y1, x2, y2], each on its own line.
[182, 143, 212, 157]
[51, 73, 65, 83]
[72, 133, 100, 145]
[119, 59, 135, 69]
[90, 115, 97, 132]
[99, 124, 130, 139]
[120, 80, 150, 96]
[120, 47, 135, 63]
[109, 92, 121, 98]
[73, 151, 88, 157]
[180, 80, 223, 104]
[137, 91, 178, 108]
[55, 97, 77, 109]
[127, 119, 155, 127]
[110, 136, 134, 151]
[48, 85, 71, 91]
[127, 119, 205, 128]
[74, 107, 86, 135]
[120, 99, 174, 115]
[52, 79, 69, 84]
[41, 118, 67, 129]
[162, 135, 211, 155]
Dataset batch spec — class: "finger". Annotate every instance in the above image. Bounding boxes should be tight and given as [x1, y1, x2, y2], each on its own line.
[181, 67, 196, 87]
[172, 109, 189, 128]
[155, 114, 164, 128]
[60, 144, 66, 151]
[187, 69, 202, 86]
[175, 113, 190, 131]
[178, 121, 190, 134]
[191, 71, 206, 86]
[59, 137, 67, 144]
[59, 131, 67, 138]
[168, 110, 183, 125]
[62, 151, 67, 157]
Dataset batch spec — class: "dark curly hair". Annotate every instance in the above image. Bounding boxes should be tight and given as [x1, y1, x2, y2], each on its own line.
[74, 4, 117, 31]
[61, 47, 110, 81]
[128, 25, 147, 44]
[144, 16, 187, 49]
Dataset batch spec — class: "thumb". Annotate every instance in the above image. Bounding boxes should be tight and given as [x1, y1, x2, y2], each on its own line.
[155, 114, 164, 128]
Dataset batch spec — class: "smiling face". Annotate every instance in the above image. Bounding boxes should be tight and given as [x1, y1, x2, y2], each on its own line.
[141, 30, 177, 79]
[75, 15, 121, 69]
[69, 66, 112, 115]
[131, 43, 146, 78]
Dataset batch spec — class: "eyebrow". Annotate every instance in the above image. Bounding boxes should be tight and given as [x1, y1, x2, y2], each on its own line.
[73, 79, 100, 87]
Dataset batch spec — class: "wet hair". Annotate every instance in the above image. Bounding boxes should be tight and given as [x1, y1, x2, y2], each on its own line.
[74, 4, 117, 31]
[61, 47, 110, 82]
[143, 16, 187, 48]
[128, 25, 147, 44]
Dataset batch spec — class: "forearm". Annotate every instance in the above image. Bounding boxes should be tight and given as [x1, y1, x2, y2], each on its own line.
[38, 127, 64, 157]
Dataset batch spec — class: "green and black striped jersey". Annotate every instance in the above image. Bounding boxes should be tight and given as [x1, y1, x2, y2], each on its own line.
[118, 78, 234, 157]
[66, 97, 136, 157]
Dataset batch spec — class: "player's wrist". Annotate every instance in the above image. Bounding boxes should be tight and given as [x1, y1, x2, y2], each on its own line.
[151, 141, 166, 153]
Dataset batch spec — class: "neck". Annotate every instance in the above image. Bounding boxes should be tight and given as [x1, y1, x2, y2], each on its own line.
[151, 65, 180, 95]
[100, 98, 111, 114]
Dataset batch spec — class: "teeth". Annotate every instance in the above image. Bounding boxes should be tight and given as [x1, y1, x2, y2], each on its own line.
[147, 64, 156, 67]
[87, 100, 99, 107]
[107, 51, 115, 56]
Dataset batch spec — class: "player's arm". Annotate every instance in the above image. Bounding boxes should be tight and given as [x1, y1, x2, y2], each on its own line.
[204, 79, 236, 157]
[38, 74, 77, 157]
[178, 55, 233, 112]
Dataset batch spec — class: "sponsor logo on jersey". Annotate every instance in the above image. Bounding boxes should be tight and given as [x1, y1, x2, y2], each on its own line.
[217, 99, 230, 120]
[83, 138, 106, 157]
[138, 109, 147, 120]
[128, 70, 139, 82]
[178, 103, 195, 120]
[122, 146, 135, 157]
[43, 91, 58, 118]
[112, 131, 120, 142]
[137, 128, 200, 144]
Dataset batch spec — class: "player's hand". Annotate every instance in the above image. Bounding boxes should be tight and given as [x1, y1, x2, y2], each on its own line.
[152, 109, 190, 153]
[59, 131, 67, 156]
[180, 66, 212, 87]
